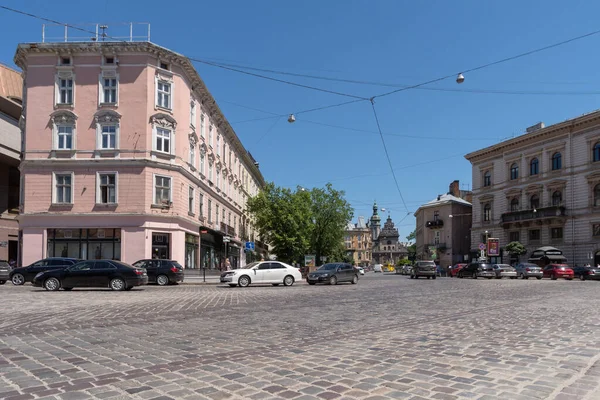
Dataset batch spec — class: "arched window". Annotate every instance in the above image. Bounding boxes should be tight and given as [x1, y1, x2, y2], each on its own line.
[530, 158, 539, 175]
[594, 143, 600, 162]
[510, 198, 519, 212]
[483, 203, 491, 222]
[483, 171, 491, 187]
[595, 184, 600, 207]
[530, 194, 540, 210]
[510, 163, 519, 180]
[387, 240, 392, 245]
[552, 152, 562, 170]
[552, 191, 562, 206]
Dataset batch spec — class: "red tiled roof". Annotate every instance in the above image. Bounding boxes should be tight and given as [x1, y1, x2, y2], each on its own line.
[0, 63, 22, 101]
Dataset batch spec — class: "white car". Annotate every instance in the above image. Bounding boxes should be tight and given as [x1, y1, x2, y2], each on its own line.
[373, 264, 383, 273]
[358, 267, 365, 275]
[220, 261, 302, 288]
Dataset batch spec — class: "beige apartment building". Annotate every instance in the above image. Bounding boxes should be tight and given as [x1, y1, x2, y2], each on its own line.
[0, 64, 22, 263]
[344, 216, 371, 266]
[414, 180, 472, 267]
[465, 112, 600, 266]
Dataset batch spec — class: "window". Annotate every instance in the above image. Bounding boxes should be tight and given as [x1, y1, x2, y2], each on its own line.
[594, 143, 600, 162]
[157, 80, 171, 109]
[483, 203, 491, 222]
[510, 198, 519, 211]
[188, 186, 194, 214]
[552, 190, 562, 206]
[216, 169, 220, 188]
[483, 171, 491, 187]
[529, 229, 540, 241]
[208, 199, 212, 223]
[209, 125, 213, 147]
[594, 184, 600, 207]
[102, 77, 117, 103]
[208, 162, 213, 182]
[54, 173, 73, 204]
[58, 78, 73, 104]
[216, 204, 220, 225]
[61, 57, 71, 66]
[155, 128, 171, 153]
[593, 224, 600, 237]
[199, 193, 204, 218]
[223, 141, 226, 161]
[216, 135, 220, 156]
[233, 216, 236, 234]
[189, 142, 196, 167]
[509, 231, 520, 242]
[551, 227, 563, 240]
[200, 152, 205, 175]
[56, 125, 73, 150]
[552, 152, 562, 170]
[160, 62, 169, 70]
[154, 175, 171, 205]
[530, 158, 539, 175]
[229, 150, 232, 166]
[530, 194, 540, 210]
[190, 101, 196, 127]
[510, 163, 519, 180]
[433, 211, 439, 221]
[200, 115, 205, 138]
[100, 125, 116, 149]
[222, 208, 225, 226]
[104, 56, 115, 65]
[97, 173, 116, 204]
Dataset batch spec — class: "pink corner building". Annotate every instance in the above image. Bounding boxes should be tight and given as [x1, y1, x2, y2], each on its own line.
[14, 40, 267, 269]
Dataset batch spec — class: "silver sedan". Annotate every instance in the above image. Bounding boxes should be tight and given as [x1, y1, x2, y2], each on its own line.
[492, 264, 517, 279]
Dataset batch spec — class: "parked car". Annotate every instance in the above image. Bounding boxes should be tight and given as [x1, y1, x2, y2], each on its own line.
[410, 260, 437, 279]
[357, 267, 365, 275]
[9, 257, 80, 285]
[0, 260, 11, 284]
[222, 261, 302, 287]
[307, 263, 359, 285]
[492, 264, 517, 279]
[32, 260, 148, 291]
[132, 259, 184, 285]
[449, 263, 467, 277]
[373, 264, 383, 273]
[542, 264, 574, 280]
[514, 263, 543, 279]
[458, 262, 494, 279]
[572, 265, 600, 281]
[402, 264, 413, 275]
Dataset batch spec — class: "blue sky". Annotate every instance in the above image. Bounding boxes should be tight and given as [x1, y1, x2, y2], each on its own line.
[1, 0, 600, 240]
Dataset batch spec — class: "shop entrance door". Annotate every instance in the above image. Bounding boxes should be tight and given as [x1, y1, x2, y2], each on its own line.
[152, 233, 170, 259]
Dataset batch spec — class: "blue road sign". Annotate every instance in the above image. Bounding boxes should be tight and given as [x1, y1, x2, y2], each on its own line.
[245, 241, 255, 251]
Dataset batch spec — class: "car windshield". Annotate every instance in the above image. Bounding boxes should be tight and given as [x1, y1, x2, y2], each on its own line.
[242, 262, 260, 269]
[318, 264, 339, 270]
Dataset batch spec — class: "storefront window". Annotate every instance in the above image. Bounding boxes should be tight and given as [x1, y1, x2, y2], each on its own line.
[152, 232, 170, 259]
[47, 228, 121, 260]
[185, 234, 199, 269]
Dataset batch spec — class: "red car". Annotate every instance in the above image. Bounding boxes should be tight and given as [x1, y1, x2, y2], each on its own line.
[542, 264, 574, 280]
[449, 263, 467, 277]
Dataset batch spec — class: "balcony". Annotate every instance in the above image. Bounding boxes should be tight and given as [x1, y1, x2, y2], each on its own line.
[255, 239, 267, 250]
[427, 243, 446, 249]
[219, 222, 236, 237]
[501, 205, 566, 226]
[426, 219, 444, 229]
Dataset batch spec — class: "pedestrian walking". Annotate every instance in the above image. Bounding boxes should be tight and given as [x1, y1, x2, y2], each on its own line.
[225, 259, 231, 271]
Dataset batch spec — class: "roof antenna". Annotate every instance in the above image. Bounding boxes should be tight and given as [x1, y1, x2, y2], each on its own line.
[99, 25, 108, 41]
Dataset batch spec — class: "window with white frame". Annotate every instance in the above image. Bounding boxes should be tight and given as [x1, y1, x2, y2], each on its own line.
[200, 151, 205, 175]
[223, 141, 226, 161]
[157, 80, 171, 109]
[200, 114, 205, 138]
[216, 204, 220, 225]
[223, 171, 226, 194]
[154, 175, 172, 205]
[216, 169, 220, 188]
[189, 141, 196, 167]
[208, 162, 213, 182]
[101, 77, 117, 104]
[100, 125, 117, 149]
[56, 125, 73, 150]
[190, 100, 196, 127]
[199, 193, 204, 218]
[188, 186, 195, 214]
[216, 135, 220, 156]
[97, 173, 117, 204]
[222, 208, 225, 226]
[209, 125, 213, 147]
[155, 127, 172, 153]
[54, 173, 73, 204]
[208, 199, 212, 223]
[58, 77, 73, 104]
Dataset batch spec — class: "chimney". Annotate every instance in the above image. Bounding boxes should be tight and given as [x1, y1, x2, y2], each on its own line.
[449, 180, 460, 197]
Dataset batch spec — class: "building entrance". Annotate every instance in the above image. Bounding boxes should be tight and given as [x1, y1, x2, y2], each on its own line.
[152, 233, 170, 259]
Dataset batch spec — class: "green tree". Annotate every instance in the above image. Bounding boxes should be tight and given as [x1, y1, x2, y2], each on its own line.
[396, 258, 412, 267]
[406, 229, 416, 242]
[505, 241, 527, 261]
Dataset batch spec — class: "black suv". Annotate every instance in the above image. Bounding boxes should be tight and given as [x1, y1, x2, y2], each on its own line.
[457, 262, 494, 279]
[9, 257, 80, 285]
[132, 259, 184, 286]
[307, 263, 359, 285]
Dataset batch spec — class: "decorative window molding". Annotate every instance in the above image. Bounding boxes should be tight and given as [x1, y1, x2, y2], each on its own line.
[50, 110, 77, 152]
[190, 97, 196, 128]
[96, 172, 118, 204]
[99, 69, 119, 105]
[151, 113, 177, 158]
[200, 114, 206, 139]
[55, 70, 75, 107]
[199, 150, 206, 176]
[153, 174, 172, 206]
[188, 186, 195, 215]
[155, 72, 174, 111]
[94, 110, 121, 152]
[188, 133, 197, 169]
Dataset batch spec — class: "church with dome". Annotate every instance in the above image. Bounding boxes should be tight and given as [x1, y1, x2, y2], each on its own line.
[369, 202, 408, 265]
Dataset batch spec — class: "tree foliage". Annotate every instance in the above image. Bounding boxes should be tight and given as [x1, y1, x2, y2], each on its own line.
[246, 182, 353, 266]
[406, 229, 416, 242]
[505, 241, 527, 256]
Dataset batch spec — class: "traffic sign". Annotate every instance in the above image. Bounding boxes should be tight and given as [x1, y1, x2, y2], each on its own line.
[245, 241, 255, 251]
[223, 236, 231, 243]
[478, 243, 486, 251]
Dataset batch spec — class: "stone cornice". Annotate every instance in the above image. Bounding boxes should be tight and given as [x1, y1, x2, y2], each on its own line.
[14, 41, 266, 188]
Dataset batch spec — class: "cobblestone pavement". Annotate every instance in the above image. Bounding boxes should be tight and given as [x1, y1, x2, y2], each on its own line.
[1, 274, 600, 400]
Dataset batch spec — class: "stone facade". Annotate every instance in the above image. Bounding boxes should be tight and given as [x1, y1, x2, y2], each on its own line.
[344, 216, 371, 266]
[465, 111, 600, 266]
[14, 41, 265, 268]
[369, 203, 408, 265]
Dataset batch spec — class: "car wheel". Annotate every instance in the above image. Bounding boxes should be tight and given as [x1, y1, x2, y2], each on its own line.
[0, 280, 5, 284]
[351, 275, 358, 284]
[427, 276, 431, 280]
[536, 276, 542, 280]
[44, 277, 60, 291]
[283, 275, 295, 286]
[156, 274, 169, 286]
[432, 275, 436, 280]
[580, 274, 586, 281]
[125, 286, 133, 291]
[62, 287, 73, 291]
[238, 275, 250, 287]
[329, 276, 338, 285]
[472, 272, 477, 279]
[109, 278, 126, 291]
[410, 274, 414, 279]
[11, 273, 25, 286]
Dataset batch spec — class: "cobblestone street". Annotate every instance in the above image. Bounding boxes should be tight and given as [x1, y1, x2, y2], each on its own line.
[1, 273, 600, 400]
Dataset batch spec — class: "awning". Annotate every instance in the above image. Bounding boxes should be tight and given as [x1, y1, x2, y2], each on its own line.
[546, 255, 567, 261]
